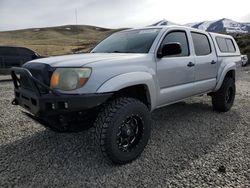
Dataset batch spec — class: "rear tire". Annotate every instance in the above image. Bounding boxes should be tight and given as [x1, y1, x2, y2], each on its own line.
[95, 97, 151, 164]
[212, 77, 235, 112]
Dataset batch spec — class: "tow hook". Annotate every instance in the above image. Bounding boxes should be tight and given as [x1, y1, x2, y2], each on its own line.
[11, 99, 18, 105]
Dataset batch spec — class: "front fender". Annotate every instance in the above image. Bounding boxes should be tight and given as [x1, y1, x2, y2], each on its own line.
[96, 72, 157, 111]
[214, 62, 236, 91]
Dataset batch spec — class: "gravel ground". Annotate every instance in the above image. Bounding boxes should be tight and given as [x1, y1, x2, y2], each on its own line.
[0, 68, 250, 187]
[0, 75, 11, 81]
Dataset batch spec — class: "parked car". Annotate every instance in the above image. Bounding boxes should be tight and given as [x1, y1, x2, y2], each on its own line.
[241, 55, 248, 66]
[0, 46, 41, 71]
[11, 26, 241, 164]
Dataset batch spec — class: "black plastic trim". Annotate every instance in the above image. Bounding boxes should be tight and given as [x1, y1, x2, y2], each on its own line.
[11, 67, 113, 116]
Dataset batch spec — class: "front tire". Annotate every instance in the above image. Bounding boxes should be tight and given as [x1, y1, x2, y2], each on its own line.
[212, 77, 236, 112]
[95, 97, 151, 164]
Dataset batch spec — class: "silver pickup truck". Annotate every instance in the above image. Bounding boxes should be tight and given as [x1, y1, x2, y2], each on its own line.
[11, 26, 241, 164]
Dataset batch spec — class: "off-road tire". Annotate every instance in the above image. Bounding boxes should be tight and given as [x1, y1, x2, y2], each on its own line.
[95, 97, 151, 164]
[212, 77, 236, 112]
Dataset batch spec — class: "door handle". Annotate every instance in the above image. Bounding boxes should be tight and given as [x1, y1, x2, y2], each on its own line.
[211, 60, 216, 64]
[187, 62, 195, 67]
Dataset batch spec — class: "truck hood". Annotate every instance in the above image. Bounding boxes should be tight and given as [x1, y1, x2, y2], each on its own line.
[27, 53, 148, 67]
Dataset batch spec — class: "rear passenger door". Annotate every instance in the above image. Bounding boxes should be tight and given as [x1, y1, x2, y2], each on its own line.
[191, 32, 217, 94]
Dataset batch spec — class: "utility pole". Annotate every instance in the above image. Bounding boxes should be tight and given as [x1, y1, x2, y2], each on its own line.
[75, 8, 79, 45]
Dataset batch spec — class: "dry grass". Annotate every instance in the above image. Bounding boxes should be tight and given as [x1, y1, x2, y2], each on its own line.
[0, 25, 119, 56]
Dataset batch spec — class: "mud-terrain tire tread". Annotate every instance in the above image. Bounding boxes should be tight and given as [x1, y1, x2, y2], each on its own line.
[94, 97, 151, 164]
[212, 77, 235, 112]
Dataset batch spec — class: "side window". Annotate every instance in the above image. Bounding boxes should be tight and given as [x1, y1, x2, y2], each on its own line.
[0, 48, 3, 56]
[191, 32, 211, 56]
[225, 39, 236, 52]
[216, 37, 228, 52]
[0, 47, 19, 56]
[216, 37, 236, 53]
[18, 48, 35, 57]
[160, 31, 189, 57]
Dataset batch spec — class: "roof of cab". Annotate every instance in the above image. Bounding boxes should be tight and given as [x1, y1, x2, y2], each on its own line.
[122, 25, 212, 34]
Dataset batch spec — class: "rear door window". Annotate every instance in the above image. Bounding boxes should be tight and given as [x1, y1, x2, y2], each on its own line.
[191, 32, 211, 56]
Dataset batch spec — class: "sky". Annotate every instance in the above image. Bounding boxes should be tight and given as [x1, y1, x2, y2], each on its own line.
[0, 0, 250, 31]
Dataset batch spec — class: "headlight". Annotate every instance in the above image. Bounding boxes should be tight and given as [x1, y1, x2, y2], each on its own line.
[50, 68, 91, 91]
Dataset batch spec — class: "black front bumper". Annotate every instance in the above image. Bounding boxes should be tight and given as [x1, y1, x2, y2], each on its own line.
[11, 67, 112, 116]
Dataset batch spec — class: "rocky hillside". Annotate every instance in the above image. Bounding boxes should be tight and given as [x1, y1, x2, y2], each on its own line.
[152, 18, 250, 33]
[186, 18, 250, 33]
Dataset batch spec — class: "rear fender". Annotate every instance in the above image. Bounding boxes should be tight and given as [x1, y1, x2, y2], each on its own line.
[214, 62, 236, 91]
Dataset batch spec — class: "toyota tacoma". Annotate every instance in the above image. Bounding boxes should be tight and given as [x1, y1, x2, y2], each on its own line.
[11, 26, 241, 164]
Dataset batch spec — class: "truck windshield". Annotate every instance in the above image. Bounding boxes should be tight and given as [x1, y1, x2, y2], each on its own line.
[92, 29, 160, 53]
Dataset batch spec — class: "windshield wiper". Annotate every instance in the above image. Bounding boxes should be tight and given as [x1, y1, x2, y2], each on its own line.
[92, 51, 133, 53]
[110, 50, 123, 53]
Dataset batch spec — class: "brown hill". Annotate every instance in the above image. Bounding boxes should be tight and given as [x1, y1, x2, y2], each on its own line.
[0, 25, 118, 56]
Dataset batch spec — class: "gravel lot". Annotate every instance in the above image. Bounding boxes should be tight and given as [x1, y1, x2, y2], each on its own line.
[0, 68, 250, 187]
[0, 75, 11, 81]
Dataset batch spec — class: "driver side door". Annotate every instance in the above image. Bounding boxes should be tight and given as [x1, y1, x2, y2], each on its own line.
[156, 29, 196, 107]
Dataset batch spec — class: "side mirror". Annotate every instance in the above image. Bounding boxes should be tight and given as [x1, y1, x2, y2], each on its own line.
[157, 42, 182, 58]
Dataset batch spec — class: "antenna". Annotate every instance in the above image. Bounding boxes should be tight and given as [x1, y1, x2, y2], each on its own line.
[75, 8, 79, 45]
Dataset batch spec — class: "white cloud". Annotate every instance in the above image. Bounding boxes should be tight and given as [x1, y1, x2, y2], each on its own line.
[0, 0, 249, 31]
[240, 13, 250, 23]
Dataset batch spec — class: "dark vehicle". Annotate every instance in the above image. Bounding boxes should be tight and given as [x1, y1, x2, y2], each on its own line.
[0, 46, 40, 71]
